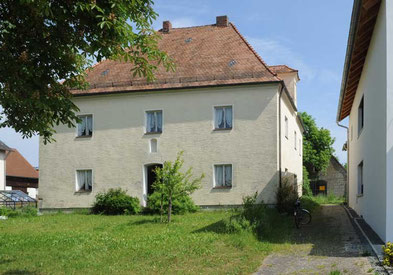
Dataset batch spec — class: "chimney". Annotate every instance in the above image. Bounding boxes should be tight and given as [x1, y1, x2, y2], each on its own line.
[216, 15, 228, 27]
[162, 21, 172, 32]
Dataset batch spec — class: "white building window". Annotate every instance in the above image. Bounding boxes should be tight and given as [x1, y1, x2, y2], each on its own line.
[214, 164, 232, 188]
[76, 170, 92, 192]
[358, 161, 363, 196]
[285, 116, 288, 139]
[294, 131, 297, 150]
[77, 115, 93, 137]
[358, 96, 364, 136]
[150, 139, 158, 153]
[214, 106, 232, 130]
[146, 110, 162, 133]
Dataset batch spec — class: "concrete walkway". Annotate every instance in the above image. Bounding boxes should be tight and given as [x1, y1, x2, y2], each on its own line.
[255, 205, 378, 275]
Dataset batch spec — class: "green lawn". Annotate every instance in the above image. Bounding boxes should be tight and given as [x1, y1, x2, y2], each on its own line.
[0, 210, 293, 274]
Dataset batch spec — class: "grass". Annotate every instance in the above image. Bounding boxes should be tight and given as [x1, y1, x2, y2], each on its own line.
[302, 194, 345, 207]
[0, 209, 293, 274]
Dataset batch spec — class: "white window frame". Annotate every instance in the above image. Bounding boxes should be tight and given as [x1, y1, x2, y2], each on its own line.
[213, 164, 233, 188]
[145, 110, 163, 134]
[213, 105, 233, 130]
[357, 161, 364, 196]
[75, 169, 93, 192]
[76, 114, 93, 138]
[285, 116, 288, 139]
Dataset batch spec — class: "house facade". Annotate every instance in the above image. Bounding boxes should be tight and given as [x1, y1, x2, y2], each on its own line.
[337, 0, 392, 242]
[0, 141, 12, 190]
[39, 16, 304, 209]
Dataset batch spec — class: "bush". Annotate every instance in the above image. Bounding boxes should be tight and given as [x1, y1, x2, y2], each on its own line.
[302, 166, 312, 196]
[276, 177, 299, 214]
[91, 188, 141, 215]
[383, 242, 393, 266]
[146, 191, 198, 215]
[0, 206, 38, 218]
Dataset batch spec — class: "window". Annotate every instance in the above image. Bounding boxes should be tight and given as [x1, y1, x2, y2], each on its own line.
[214, 106, 232, 130]
[76, 170, 92, 192]
[285, 116, 288, 139]
[146, 110, 162, 133]
[150, 139, 157, 153]
[358, 96, 364, 136]
[294, 131, 297, 150]
[77, 115, 93, 137]
[214, 164, 232, 188]
[358, 161, 363, 196]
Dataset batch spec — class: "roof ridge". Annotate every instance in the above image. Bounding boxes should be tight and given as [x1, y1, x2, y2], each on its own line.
[229, 23, 278, 79]
[158, 24, 215, 31]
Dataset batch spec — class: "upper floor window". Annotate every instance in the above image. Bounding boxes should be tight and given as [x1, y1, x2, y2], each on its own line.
[77, 115, 93, 137]
[76, 169, 92, 192]
[358, 96, 364, 136]
[214, 164, 232, 188]
[146, 110, 162, 134]
[294, 131, 297, 150]
[214, 106, 232, 130]
[358, 161, 363, 196]
[285, 116, 288, 139]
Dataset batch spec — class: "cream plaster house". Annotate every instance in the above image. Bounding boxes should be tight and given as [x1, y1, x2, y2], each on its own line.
[39, 16, 304, 209]
[337, 0, 392, 242]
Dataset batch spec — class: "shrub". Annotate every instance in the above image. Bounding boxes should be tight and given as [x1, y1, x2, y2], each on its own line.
[147, 191, 199, 215]
[91, 188, 141, 215]
[383, 242, 393, 266]
[276, 177, 299, 214]
[302, 166, 312, 196]
[0, 206, 38, 218]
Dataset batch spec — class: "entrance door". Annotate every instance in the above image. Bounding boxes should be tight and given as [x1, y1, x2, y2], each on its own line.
[146, 164, 163, 196]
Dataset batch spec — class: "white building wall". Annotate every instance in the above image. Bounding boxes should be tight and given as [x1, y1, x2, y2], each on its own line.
[39, 84, 283, 209]
[280, 92, 303, 193]
[385, 0, 393, 242]
[348, 1, 388, 241]
[0, 151, 5, 190]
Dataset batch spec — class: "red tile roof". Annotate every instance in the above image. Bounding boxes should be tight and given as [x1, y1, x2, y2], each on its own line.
[72, 21, 282, 96]
[6, 150, 38, 179]
[269, 65, 298, 74]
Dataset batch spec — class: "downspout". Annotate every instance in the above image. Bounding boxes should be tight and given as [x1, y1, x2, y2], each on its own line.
[337, 121, 349, 204]
[279, 83, 285, 188]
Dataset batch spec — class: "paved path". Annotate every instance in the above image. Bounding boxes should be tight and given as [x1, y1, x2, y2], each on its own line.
[255, 205, 377, 275]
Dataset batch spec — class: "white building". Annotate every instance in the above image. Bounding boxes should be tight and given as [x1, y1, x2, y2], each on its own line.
[0, 141, 12, 190]
[39, 16, 304, 209]
[337, 0, 392, 242]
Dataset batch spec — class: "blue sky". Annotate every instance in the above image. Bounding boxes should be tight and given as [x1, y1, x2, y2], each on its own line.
[0, 0, 352, 167]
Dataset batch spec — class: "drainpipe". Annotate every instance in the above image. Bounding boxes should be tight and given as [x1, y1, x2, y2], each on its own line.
[337, 121, 349, 204]
[279, 83, 285, 188]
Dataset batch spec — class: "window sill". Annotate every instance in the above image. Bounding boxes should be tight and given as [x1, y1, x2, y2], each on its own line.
[145, 132, 162, 135]
[357, 194, 364, 198]
[75, 135, 92, 139]
[213, 186, 232, 189]
[75, 190, 92, 194]
[213, 128, 232, 131]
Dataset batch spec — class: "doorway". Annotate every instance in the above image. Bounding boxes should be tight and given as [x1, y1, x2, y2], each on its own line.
[144, 164, 163, 205]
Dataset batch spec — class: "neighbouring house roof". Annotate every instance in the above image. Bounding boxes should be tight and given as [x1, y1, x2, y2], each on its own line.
[72, 17, 285, 96]
[5, 150, 39, 179]
[337, 0, 381, 121]
[0, 140, 12, 152]
[269, 65, 298, 74]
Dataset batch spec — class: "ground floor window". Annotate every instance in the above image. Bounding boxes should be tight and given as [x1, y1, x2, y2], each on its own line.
[357, 161, 363, 195]
[76, 170, 92, 192]
[214, 164, 232, 188]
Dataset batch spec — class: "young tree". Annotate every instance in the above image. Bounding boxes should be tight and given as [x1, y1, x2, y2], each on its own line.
[153, 151, 204, 223]
[0, 1, 174, 143]
[300, 112, 335, 177]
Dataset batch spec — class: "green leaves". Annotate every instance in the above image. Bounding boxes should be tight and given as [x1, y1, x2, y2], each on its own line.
[300, 112, 335, 176]
[0, 0, 174, 143]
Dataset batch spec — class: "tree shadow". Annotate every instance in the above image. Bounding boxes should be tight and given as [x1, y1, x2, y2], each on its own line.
[2, 270, 38, 275]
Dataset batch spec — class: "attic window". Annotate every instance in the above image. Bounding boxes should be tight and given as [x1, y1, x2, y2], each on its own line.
[101, 69, 109, 76]
[185, 37, 192, 43]
[228, 60, 237, 67]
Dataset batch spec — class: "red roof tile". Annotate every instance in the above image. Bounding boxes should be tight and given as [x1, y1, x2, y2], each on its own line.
[72, 21, 281, 95]
[269, 65, 298, 74]
[6, 150, 38, 179]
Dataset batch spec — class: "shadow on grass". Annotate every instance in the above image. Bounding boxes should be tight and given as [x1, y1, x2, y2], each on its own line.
[127, 218, 162, 226]
[0, 259, 14, 265]
[3, 270, 38, 275]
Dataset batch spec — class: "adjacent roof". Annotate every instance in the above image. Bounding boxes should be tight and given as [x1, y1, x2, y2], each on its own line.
[6, 150, 39, 179]
[72, 20, 282, 96]
[0, 140, 12, 152]
[269, 65, 298, 74]
[337, 0, 381, 121]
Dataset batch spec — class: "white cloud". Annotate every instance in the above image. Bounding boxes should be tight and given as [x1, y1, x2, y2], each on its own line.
[247, 37, 316, 81]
